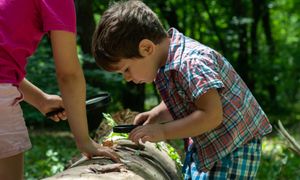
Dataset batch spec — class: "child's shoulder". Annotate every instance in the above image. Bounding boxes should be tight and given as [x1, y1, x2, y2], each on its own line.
[179, 41, 221, 67]
[166, 31, 225, 73]
[185, 37, 222, 60]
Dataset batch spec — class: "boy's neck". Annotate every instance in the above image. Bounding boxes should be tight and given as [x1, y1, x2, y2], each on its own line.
[157, 37, 171, 68]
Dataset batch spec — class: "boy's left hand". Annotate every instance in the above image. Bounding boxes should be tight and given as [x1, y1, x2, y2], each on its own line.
[128, 124, 166, 144]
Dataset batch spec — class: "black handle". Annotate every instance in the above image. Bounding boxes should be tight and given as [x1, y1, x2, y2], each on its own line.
[113, 125, 140, 133]
[45, 108, 65, 117]
[44, 93, 110, 118]
[112, 121, 173, 133]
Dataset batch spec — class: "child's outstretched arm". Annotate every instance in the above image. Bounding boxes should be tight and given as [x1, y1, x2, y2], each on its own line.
[129, 89, 223, 143]
[49, 30, 119, 162]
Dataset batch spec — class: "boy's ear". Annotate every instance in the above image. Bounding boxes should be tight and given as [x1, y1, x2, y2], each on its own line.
[139, 39, 154, 57]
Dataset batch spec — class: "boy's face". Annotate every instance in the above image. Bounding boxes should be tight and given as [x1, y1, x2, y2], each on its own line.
[114, 38, 169, 84]
[115, 56, 158, 84]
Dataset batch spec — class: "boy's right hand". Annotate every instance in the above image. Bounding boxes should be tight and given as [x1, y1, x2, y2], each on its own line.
[76, 138, 120, 163]
[134, 101, 173, 126]
[133, 110, 159, 125]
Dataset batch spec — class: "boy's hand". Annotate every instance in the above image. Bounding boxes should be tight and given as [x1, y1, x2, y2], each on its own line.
[133, 111, 159, 125]
[129, 124, 166, 143]
[134, 102, 173, 126]
[76, 138, 120, 163]
[40, 94, 67, 122]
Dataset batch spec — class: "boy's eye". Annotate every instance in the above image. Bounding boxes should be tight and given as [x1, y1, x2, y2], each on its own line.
[124, 68, 129, 73]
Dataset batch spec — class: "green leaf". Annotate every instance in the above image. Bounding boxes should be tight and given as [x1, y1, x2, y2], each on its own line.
[102, 113, 117, 127]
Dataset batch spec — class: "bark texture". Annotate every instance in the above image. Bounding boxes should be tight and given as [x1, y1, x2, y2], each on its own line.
[44, 110, 182, 180]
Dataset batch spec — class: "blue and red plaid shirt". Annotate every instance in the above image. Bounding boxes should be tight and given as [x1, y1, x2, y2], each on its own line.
[154, 28, 272, 172]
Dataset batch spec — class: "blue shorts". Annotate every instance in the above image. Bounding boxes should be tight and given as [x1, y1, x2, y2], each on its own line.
[183, 138, 261, 180]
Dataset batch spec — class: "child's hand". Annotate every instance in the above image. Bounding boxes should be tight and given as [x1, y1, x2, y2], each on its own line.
[133, 111, 159, 125]
[76, 138, 120, 162]
[39, 94, 66, 122]
[128, 124, 166, 143]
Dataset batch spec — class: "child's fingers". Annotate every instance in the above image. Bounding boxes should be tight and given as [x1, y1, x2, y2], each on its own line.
[47, 111, 67, 122]
[130, 129, 146, 144]
[133, 113, 147, 125]
[128, 126, 141, 139]
[58, 111, 67, 120]
[97, 148, 121, 163]
[141, 136, 151, 143]
[133, 117, 144, 125]
[50, 115, 60, 122]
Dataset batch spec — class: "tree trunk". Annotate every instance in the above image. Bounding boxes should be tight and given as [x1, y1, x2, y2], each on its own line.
[261, 0, 277, 109]
[232, 0, 251, 88]
[43, 110, 182, 180]
[43, 140, 182, 180]
[156, 1, 181, 31]
[200, 0, 227, 56]
[75, 0, 96, 55]
[250, 0, 262, 91]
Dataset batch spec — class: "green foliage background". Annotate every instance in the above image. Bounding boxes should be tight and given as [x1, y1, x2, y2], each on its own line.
[23, 0, 300, 126]
[21, 0, 300, 179]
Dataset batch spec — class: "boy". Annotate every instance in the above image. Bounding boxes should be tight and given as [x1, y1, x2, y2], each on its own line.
[92, 0, 272, 179]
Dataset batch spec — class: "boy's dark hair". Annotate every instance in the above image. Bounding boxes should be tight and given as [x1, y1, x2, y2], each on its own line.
[92, 0, 167, 71]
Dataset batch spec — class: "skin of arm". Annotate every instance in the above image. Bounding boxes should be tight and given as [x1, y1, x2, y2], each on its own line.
[50, 30, 89, 143]
[18, 78, 66, 121]
[151, 101, 174, 123]
[49, 30, 119, 161]
[129, 88, 223, 143]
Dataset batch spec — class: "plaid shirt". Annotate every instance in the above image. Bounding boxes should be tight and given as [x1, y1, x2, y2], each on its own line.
[154, 28, 272, 172]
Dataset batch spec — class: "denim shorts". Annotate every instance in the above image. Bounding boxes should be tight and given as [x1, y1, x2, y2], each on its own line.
[0, 84, 31, 159]
[183, 138, 262, 180]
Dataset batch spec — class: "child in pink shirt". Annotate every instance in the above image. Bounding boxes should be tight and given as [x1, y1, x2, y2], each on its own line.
[0, 0, 119, 179]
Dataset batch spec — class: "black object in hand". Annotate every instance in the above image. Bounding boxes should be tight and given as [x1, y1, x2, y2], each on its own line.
[45, 93, 110, 118]
[113, 125, 140, 133]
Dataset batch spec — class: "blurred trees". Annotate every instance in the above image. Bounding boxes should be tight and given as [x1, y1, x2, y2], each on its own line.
[24, 0, 300, 126]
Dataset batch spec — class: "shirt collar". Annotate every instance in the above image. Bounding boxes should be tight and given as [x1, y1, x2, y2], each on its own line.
[163, 28, 186, 72]
[155, 28, 185, 83]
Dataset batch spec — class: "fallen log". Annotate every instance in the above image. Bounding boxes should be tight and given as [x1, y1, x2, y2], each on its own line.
[43, 109, 183, 180]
